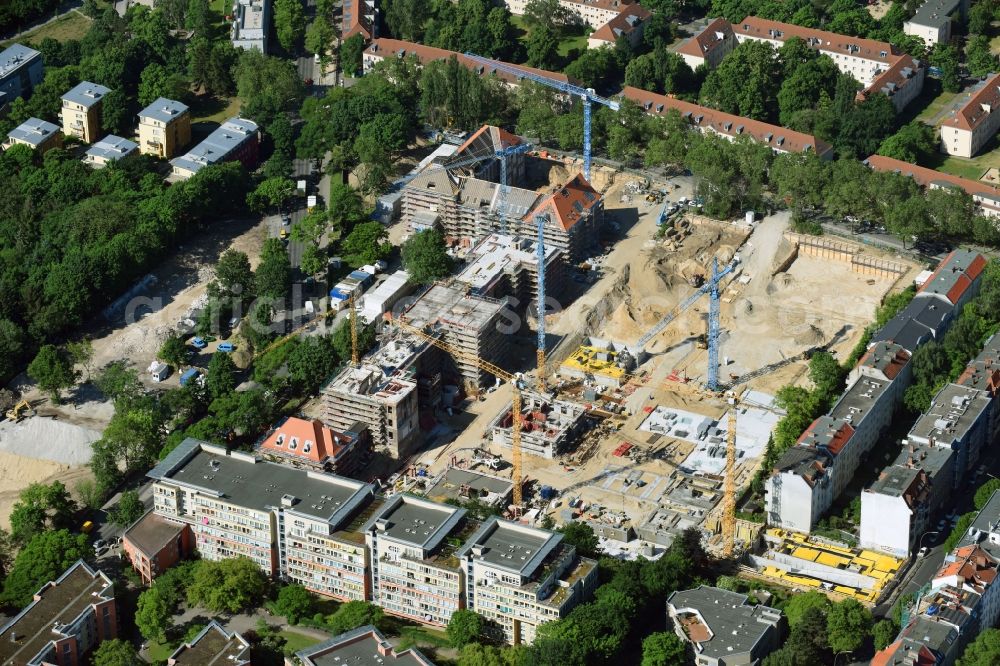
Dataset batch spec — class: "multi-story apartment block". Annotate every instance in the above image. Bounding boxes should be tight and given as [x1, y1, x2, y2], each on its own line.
[489, 395, 589, 459]
[60, 81, 110, 144]
[860, 465, 932, 559]
[297, 625, 435, 666]
[362, 39, 576, 87]
[521, 174, 603, 263]
[904, 0, 968, 45]
[767, 251, 986, 534]
[170, 117, 260, 180]
[167, 621, 251, 666]
[231, 0, 270, 52]
[0, 44, 43, 103]
[147, 438, 375, 583]
[908, 383, 992, 482]
[875, 490, 1000, 665]
[122, 511, 194, 585]
[258, 416, 364, 476]
[587, 3, 652, 50]
[4, 117, 62, 153]
[137, 97, 191, 159]
[364, 494, 471, 627]
[457, 518, 598, 645]
[456, 233, 565, 306]
[667, 586, 784, 666]
[505, 0, 640, 30]
[865, 155, 1000, 219]
[84, 135, 138, 167]
[681, 16, 925, 112]
[0, 561, 118, 666]
[623, 86, 835, 160]
[940, 73, 1000, 158]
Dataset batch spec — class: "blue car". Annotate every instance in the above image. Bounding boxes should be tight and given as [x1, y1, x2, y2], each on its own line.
[217, 342, 235, 353]
[191, 337, 207, 349]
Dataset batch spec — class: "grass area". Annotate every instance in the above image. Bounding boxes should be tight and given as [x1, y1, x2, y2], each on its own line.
[991, 34, 1000, 55]
[190, 95, 242, 124]
[280, 629, 323, 653]
[510, 16, 591, 63]
[395, 625, 451, 651]
[933, 154, 995, 181]
[1, 10, 92, 48]
[913, 86, 961, 126]
[145, 639, 175, 663]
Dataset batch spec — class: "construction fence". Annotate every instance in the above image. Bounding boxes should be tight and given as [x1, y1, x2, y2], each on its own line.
[784, 232, 909, 279]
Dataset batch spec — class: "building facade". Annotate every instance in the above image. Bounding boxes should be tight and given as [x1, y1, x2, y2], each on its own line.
[0, 44, 43, 103]
[84, 135, 138, 167]
[169, 117, 260, 180]
[4, 117, 62, 153]
[904, 0, 968, 45]
[865, 154, 1000, 219]
[137, 97, 191, 159]
[60, 81, 110, 144]
[0, 561, 118, 666]
[939, 73, 1000, 158]
[231, 0, 270, 52]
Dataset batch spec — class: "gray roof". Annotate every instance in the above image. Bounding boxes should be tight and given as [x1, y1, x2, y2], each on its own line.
[170, 117, 259, 174]
[85, 135, 138, 162]
[363, 493, 465, 552]
[829, 375, 891, 427]
[168, 621, 250, 665]
[0, 44, 41, 79]
[62, 81, 110, 108]
[958, 332, 1000, 392]
[908, 383, 991, 448]
[899, 615, 960, 659]
[958, 490, 1000, 557]
[869, 465, 922, 498]
[909, 0, 964, 29]
[456, 517, 561, 578]
[920, 249, 983, 305]
[775, 446, 830, 480]
[297, 625, 434, 666]
[891, 443, 955, 485]
[7, 117, 59, 146]
[458, 178, 540, 219]
[873, 296, 952, 353]
[668, 586, 782, 660]
[139, 97, 189, 124]
[424, 468, 513, 504]
[148, 438, 375, 525]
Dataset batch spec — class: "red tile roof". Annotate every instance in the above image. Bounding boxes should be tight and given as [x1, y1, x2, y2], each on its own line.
[917, 250, 988, 305]
[936, 545, 1000, 592]
[259, 417, 353, 465]
[871, 641, 937, 666]
[676, 18, 735, 59]
[858, 54, 924, 103]
[453, 125, 524, 160]
[364, 39, 575, 85]
[341, 0, 375, 40]
[941, 73, 1000, 132]
[527, 174, 601, 231]
[865, 155, 1000, 216]
[857, 343, 911, 380]
[733, 16, 900, 65]
[589, 4, 653, 44]
[622, 86, 833, 158]
[797, 417, 856, 456]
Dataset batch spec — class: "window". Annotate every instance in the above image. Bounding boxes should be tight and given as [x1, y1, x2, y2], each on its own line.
[289, 437, 298, 450]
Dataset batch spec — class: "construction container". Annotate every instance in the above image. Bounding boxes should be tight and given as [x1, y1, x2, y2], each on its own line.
[360, 271, 413, 324]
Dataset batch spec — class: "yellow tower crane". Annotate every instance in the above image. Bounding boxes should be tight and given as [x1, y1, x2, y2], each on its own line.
[392, 317, 528, 507]
[658, 379, 741, 556]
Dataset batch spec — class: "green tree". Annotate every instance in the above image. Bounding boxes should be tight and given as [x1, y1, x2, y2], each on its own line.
[136, 586, 173, 641]
[877, 122, 937, 163]
[326, 601, 384, 634]
[255, 238, 292, 299]
[448, 609, 485, 648]
[967, 0, 997, 34]
[66, 338, 94, 380]
[247, 177, 295, 213]
[402, 229, 453, 284]
[340, 33, 366, 77]
[975, 478, 1000, 510]
[522, 0, 571, 30]
[700, 40, 782, 121]
[27, 345, 77, 403]
[235, 50, 305, 125]
[526, 24, 559, 69]
[159, 335, 189, 369]
[187, 557, 268, 613]
[342, 222, 392, 266]
[273, 584, 314, 624]
[558, 521, 599, 558]
[457, 643, 527, 666]
[784, 590, 831, 628]
[966, 35, 999, 78]
[809, 351, 846, 407]
[138, 63, 190, 107]
[91, 638, 143, 666]
[305, 16, 334, 57]
[206, 351, 237, 401]
[287, 336, 340, 393]
[274, 0, 307, 51]
[0, 319, 26, 380]
[641, 631, 687, 666]
[1, 530, 89, 607]
[216, 249, 255, 300]
[873, 618, 899, 651]
[9, 481, 75, 544]
[959, 628, 1000, 666]
[327, 183, 367, 235]
[109, 489, 145, 527]
[827, 598, 871, 654]
[945, 512, 979, 551]
[929, 43, 962, 93]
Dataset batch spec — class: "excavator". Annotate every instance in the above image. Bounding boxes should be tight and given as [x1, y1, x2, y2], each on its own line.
[6, 400, 34, 422]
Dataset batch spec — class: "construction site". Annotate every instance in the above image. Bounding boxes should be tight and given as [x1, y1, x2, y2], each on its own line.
[320, 122, 926, 563]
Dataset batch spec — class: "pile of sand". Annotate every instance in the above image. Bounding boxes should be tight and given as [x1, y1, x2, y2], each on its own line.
[0, 417, 99, 465]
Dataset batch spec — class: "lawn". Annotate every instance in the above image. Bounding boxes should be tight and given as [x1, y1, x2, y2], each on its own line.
[190, 95, 242, 124]
[912, 86, 961, 126]
[145, 638, 175, 663]
[510, 16, 591, 62]
[394, 625, 451, 651]
[1, 10, 92, 48]
[280, 629, 323, 653]
[932, 154, 997, 181]
[991, 33, 1000, 55]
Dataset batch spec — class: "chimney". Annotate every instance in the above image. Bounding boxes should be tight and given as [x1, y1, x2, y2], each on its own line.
[377, 640, 393, 656]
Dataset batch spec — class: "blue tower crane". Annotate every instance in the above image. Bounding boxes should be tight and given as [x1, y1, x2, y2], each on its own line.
[462, 52, 620, 181]
[535, 214, 548, 390]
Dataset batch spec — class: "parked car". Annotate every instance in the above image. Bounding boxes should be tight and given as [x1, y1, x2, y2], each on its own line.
[93, 539, 108, 554]
[918, 546, 931, 557]
[191, 337, 207, 349]
[217, 342, 235, 353]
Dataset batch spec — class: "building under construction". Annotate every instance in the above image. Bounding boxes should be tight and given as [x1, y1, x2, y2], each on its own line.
[560, 337, 645, 388]
[321, 332, 441, 459]
[455, 233, 566, 307]
[488, 394, 589, 459]
[398, 282, 509, 391]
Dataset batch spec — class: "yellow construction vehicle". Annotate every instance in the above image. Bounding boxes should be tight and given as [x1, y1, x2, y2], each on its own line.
[6, 400, 34, 421]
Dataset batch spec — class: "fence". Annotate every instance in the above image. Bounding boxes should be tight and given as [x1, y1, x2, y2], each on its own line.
[784, 232, 909, 279]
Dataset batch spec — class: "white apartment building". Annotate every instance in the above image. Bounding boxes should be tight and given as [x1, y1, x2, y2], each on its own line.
[904, 0, 968, 45]
[504, 0, 640, 29]
[232, 0, 270, 52]
[458, 518, 598, 645]
[940, 74, 1000, 158]
[364, 495, 469, 627]
[865, 155, 1000, 219]
[860, 466, 931, 558]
